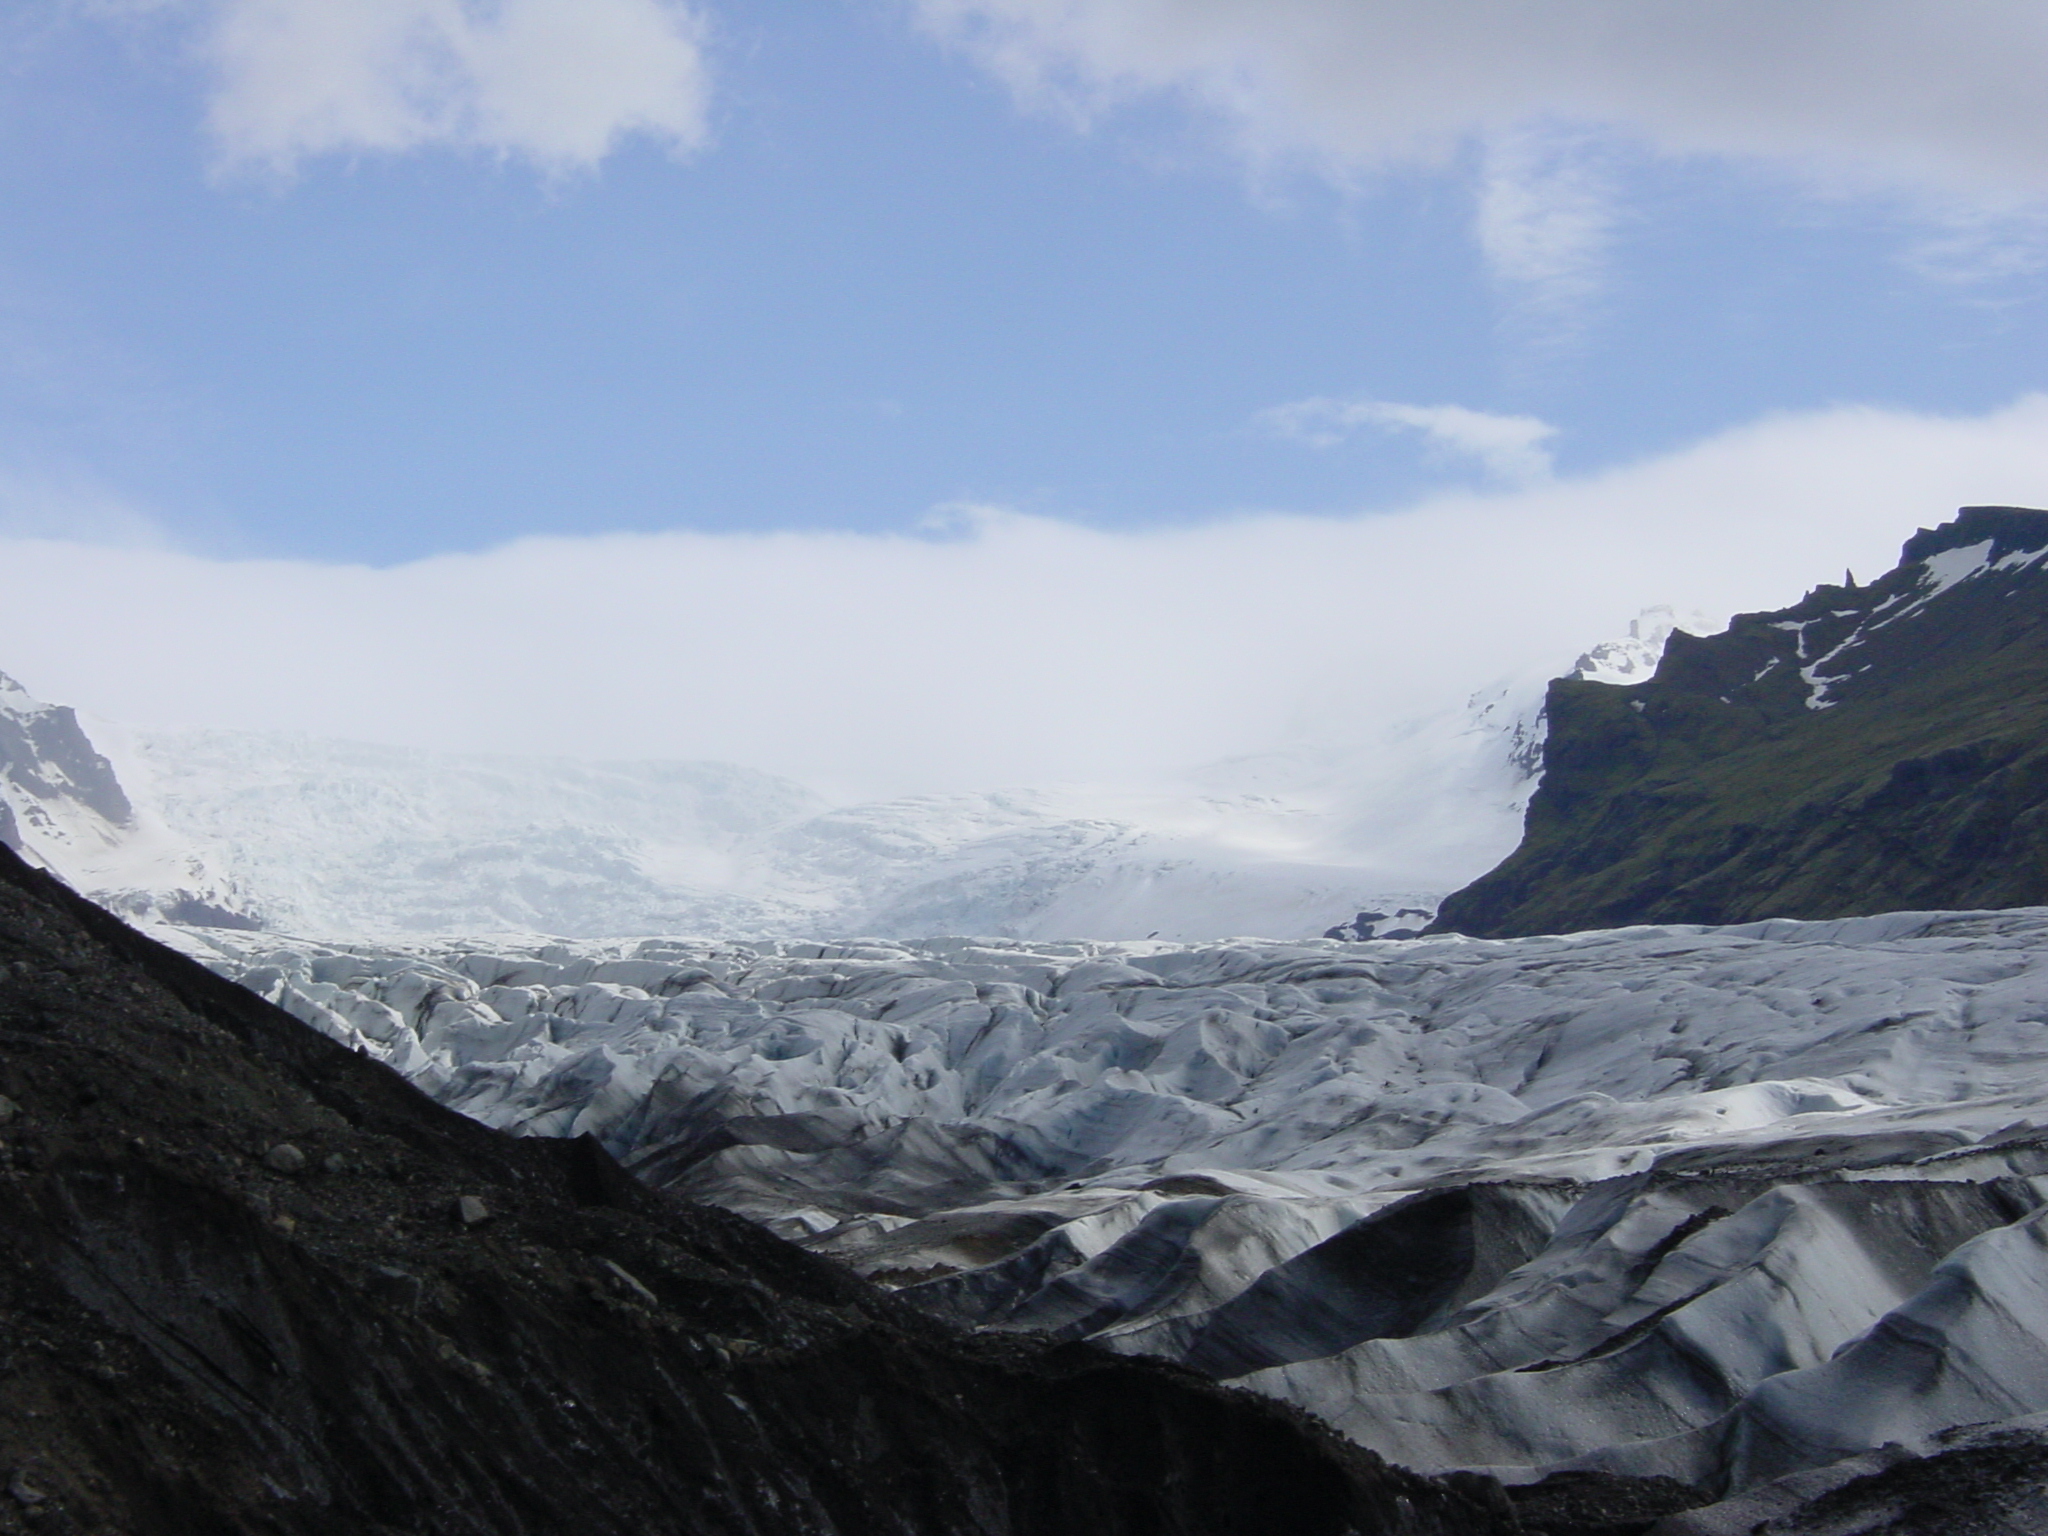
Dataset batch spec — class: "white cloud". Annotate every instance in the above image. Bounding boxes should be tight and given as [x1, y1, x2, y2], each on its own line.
[1896, 199, 2048, 286]
[5, 398, 2048, 802]
[195, 0, 713, 174]
[915, 1, 2048, 286]
[916, 1, 2048, 193]
[1475, 126, 1619, 340]
[1259, 398, 1556, 485]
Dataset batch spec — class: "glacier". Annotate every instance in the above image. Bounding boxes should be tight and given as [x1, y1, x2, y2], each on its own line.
[0, 659, 1580, 943]
[112, 729, 1477, 942]
[3, 601, 1715, 946]
[37, 597, 2048, 1518]
[165, 908, 2048, 1504]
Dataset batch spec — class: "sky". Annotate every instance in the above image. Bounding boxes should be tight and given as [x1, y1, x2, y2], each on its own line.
[4, 1, 2048, 795]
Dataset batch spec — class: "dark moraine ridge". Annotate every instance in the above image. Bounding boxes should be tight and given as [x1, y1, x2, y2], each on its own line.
[1435, 505, 2048, 938]
[0, 839, 1556, 1536]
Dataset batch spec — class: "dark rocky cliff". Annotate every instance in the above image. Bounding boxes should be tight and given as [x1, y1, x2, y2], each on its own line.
[1435, 505, 2048, 937]
[0, 838, 1530, 1536]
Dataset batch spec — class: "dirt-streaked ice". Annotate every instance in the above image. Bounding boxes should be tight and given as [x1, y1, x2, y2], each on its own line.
[169, 908, 2048, 1493]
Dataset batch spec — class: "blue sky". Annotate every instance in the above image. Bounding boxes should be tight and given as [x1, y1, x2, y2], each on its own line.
[6, 1, 2048, 564]
[8, 1, 2048, 793]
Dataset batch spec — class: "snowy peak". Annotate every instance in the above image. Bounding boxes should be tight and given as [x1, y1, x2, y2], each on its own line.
[1569, 604, 1714, 686]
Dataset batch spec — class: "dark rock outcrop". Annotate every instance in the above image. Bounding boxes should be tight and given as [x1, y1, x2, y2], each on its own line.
[0, 840, 1521, 1536]
[1323, 907, 1436, 941]
[1435, 506, 2048, 937]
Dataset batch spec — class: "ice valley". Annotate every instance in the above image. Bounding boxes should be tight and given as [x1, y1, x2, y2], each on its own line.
[170, 907, 2048, 1520]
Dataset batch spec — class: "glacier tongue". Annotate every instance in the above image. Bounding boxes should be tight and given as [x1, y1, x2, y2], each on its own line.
[1, 607, 1698, 945]
[0, 599, 1735, 948]
[169, 908, 2048, 1493]
[105, 700, 1536, 942]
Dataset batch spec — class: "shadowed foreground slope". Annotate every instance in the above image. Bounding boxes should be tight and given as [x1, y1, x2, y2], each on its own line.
[0, 843, 1517, 1536]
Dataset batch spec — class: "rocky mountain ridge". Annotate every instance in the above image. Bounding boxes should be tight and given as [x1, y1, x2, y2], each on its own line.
[1436, 505, 2048, 936]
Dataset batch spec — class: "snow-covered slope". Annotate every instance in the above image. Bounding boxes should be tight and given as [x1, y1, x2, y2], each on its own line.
[0, 673, 254, 926]
[0, 668, 1511, 943]
[117, 729, 832, 936]
[1, 603, 1707, 944]
[96, 667, 1558, 942]
[1568, 604, 1714, 685]
[116, 737, 1467, 942]
[170, 909, 2048, 1501]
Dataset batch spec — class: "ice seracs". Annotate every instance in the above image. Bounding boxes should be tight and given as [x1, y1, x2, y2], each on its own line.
[167, 907, 2048, 1499]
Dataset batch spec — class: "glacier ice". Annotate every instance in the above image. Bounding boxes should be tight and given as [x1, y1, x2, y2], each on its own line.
[79, 699, 1539, 943]
[167, 907, 2048, 1493]
[2, 603, 1733, 947]
[29, 607, 2048, 1506]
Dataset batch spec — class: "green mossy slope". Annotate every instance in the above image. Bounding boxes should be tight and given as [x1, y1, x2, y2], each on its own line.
[1435, 506, 2048, 937]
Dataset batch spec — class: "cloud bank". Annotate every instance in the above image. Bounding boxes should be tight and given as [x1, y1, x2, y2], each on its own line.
[917, 0, 2048, 301]
[3, 398, 2048, 800]
[916, 1, 2048, 195]
[196, 0, 714, 173]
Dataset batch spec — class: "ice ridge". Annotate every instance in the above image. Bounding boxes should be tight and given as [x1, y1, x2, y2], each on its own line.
[167, 907, 2048, 1497]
